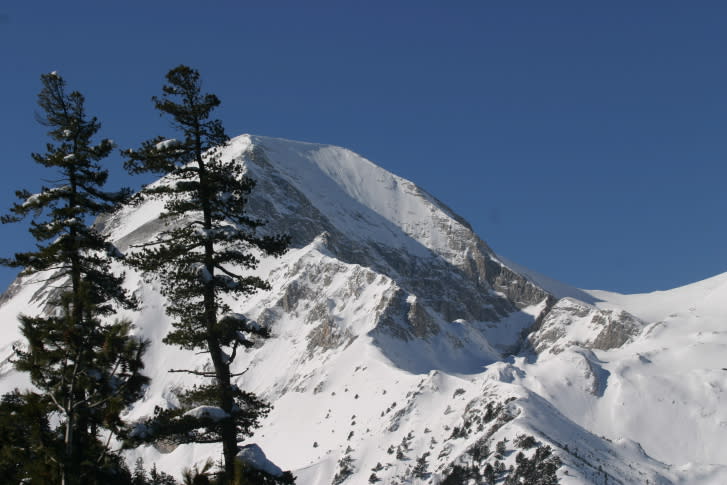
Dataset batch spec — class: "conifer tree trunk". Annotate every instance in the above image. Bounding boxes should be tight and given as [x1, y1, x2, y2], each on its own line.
[63, 409, 73, 485]
[68, 166, 82, 485]
[198, 137, 237, 484]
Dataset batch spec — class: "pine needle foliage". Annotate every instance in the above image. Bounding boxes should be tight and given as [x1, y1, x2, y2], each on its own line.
[1, 72, 133, 312]
[0, 390, 58, 483]
[0, 72, 148, 485]
[122, 65, 289, 484]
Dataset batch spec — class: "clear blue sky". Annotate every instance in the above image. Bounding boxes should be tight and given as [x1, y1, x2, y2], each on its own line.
[1, 1, 725, 294]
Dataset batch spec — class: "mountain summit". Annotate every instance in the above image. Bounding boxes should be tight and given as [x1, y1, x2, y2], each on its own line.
[2, 135, 726, 484]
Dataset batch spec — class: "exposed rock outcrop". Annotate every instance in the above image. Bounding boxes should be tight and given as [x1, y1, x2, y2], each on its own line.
[527, 297, 643, 356]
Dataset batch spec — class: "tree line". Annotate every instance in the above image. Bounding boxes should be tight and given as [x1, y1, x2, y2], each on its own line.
[0, 66, 293, 485]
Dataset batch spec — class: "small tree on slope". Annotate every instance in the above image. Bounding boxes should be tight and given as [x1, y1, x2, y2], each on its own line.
[0, 72, 149, 485]
[122, 65, 289, 484]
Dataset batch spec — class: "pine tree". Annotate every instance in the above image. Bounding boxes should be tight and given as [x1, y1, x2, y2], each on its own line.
[1, 72, 148, 485]
[150, 463, 179, 485]
[132, 457, 149, 485]
[122, 65, 289, 484]
[0, 390, 58, 483]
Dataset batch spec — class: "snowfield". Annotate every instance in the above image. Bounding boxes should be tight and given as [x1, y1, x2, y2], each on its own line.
[1, 134, 726, 484]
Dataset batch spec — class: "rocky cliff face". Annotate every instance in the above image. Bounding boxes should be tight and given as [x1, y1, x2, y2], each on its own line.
[527, 297, 643, 356]
[240, 140, 550, 321]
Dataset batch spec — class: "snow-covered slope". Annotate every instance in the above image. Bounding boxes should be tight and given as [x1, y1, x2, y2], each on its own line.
[1, 134, 726, 484]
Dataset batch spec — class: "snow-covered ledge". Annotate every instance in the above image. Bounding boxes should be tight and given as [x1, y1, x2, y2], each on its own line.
[237, 444, 284, 477]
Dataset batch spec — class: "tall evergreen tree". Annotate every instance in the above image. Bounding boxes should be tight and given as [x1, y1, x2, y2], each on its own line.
[1, 72, 148, 485]
[123, 65, 289, 484]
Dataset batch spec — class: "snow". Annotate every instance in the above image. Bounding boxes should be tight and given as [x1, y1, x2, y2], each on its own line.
[237, 444, 283, 477]
[221, 312, 264, 334]
[184, 406, 229, 421]
[586, 270, 727, 322]
[190, 262, 212, 282]
[550, 274, 727, 467]
[216, 274, 238, 289]
[2, 133, 726, 484]
[155, 138, 181, 151]
[21, 185, 70, 208]
[221, 135, 480, 266]
[21, 193, 42, 208]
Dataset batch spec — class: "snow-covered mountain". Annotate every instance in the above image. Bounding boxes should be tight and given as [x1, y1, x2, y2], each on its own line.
[2, 134, 726, 484]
